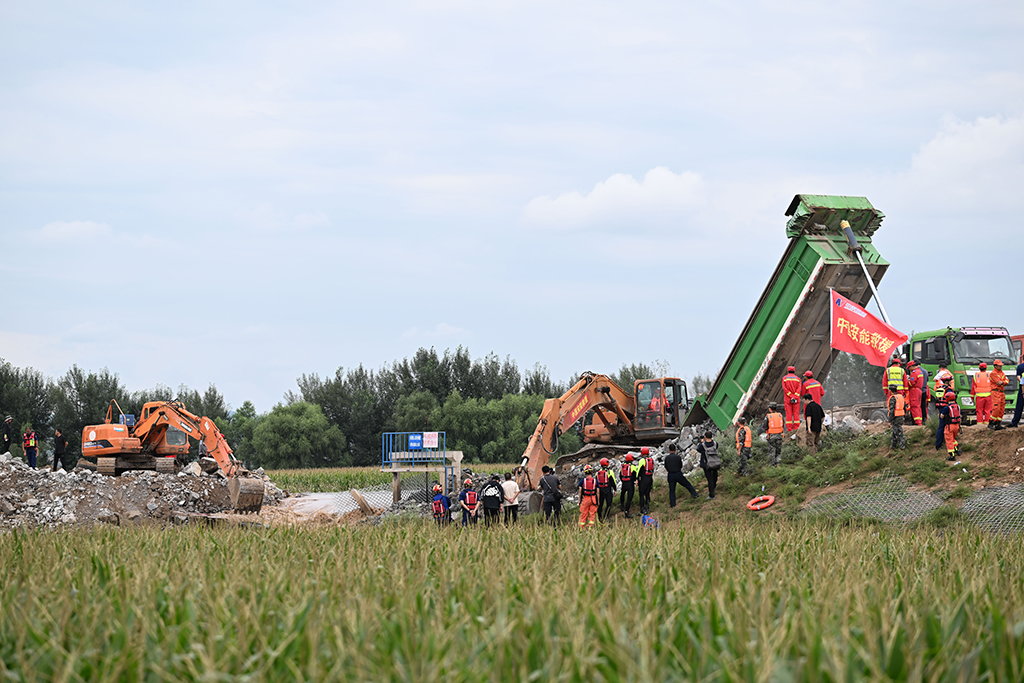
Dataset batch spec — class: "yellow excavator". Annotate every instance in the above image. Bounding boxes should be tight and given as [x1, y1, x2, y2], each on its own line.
[81, 399, 266, 513]
[516, 372, 689, 490]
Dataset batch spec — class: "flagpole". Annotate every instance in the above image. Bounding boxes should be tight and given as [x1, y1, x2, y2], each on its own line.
[841, 220, 892, 325]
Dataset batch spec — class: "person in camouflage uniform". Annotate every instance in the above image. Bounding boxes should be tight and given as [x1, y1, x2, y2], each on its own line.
[888, 383, 907, 451]
[734, 416, 752, 476]
[762, 403, 785, 466]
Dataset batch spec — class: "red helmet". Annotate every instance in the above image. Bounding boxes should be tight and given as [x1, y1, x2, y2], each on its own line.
[804, 370, 813, 377]
[600, 458, 609, 467]
[625, 454, 634, 462]
[979, 362, 987, 370]
[787, 366, 795, 372]
[944, 391, 956, 401]
[464, 478, 473, 487]
[432, 484, 442, 493]
[640, 447, 649, 456]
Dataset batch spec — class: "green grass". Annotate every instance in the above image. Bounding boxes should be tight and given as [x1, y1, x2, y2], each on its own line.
[2, 523, 1023, 681]
[266, 464, 520, 492]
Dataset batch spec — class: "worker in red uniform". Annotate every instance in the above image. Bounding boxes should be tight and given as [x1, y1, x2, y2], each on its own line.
[972, 362, 993, 427]
[989, 360, 1009, 430]
[907, 360, 925, 425]
[781, 366, 802, 433]
[577, 465, 599, 529]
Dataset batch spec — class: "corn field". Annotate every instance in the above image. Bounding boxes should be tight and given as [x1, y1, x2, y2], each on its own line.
[1, 520, 1022, 682]
[267, 463, 520, 493]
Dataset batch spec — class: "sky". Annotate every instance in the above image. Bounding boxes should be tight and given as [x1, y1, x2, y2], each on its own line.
[2, 0, 1022, 413]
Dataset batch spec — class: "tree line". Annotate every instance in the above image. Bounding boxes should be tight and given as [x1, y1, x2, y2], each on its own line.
[1, 348, 697, 470]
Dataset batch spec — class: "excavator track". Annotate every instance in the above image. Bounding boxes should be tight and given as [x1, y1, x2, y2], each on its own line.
[155, 457, 177, 474]
[228, 477, 265, 514]
[97, 457, 118, 476]
[554, 444, 642, 473]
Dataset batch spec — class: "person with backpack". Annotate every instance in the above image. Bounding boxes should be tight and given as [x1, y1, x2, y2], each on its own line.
[664, 442, 698, 506]
[636, 447, 656, 515]
[734, 416, 752, 477]
[595, 457, 617, 521]
[538, 466, 562, 526]
[618, 454, 637, 518]
[695, 432, 722, 499]
[480, 475, 504, 527]
[459, 478, 479, 527]
[577, 464, 599, 529]
[431, 484, 451, 527]
[939, 390, 962, 461]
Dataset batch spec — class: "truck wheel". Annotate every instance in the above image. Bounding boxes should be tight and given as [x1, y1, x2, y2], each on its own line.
[869, 410, 887, 422]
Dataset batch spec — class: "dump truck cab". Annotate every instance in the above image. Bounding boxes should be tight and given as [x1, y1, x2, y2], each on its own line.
[908, 327, 1017, 424]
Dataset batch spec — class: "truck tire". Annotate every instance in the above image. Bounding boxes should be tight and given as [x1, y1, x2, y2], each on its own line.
[869, 409, 887, 423]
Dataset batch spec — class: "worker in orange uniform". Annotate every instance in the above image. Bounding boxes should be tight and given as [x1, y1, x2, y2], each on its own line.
[762, 403, 785, 466]
[577, 464, 599, 529]
[989, 360, 1009, 430]
[781, 366, 802, 433]
[595, 457, 617, 521]
[907, 360, 925, 425]
[939, 390, 962, 460]
[971, 362, 993, 427]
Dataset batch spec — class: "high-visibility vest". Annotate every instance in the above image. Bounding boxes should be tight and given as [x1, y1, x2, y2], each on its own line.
[886, 366, 906, 390]
[767, 413, 784, 435]
[891, 394, 905, 417]
[597, 470, 611, 489]
[23, 432, 36, 448]
[782, 374, 802, 401]
[464, 491, 477, 508]
[736, 426, 751, 449]
[973, 371, 991, 396]
[581, 476, 597, 497]
[620, 463, 633, 483]
[643, 458, 654, 476]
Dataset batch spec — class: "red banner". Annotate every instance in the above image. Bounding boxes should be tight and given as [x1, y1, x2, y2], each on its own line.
[829, 289, 907, 367]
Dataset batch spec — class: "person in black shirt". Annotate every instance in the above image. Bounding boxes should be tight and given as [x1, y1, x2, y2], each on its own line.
[802, 394, 826, 455]
[538, 466, 562, 526]
[695, 432, 722, 499]
[2, 416, 13, 454]
[52, 429, 70, 472]
[664, 443, 697, 506]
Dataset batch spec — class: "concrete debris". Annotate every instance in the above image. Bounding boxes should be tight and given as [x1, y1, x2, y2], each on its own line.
[835, 415, 867, 434]
[0, 456, 288, 531]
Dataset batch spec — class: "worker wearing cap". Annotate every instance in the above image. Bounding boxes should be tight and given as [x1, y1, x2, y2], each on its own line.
[735, 416, 752, 476]
[907, 360, 925, 426]
[577, 465, 599, 529]
[2, 416, 13, 454]
[781, 366, 802, 433]
[989, 360, 1009, 430]
[458, 478, 479, 527]
[618, 454, 637, 518]
[939, 390, 962, 460]
[883, 358, 906, 404]
[762, 403, 784, 466]
[971, 362, 993, 427]
[888, 384, 906, 450]
[636, 446, 655, 514]
[595, 457, 617, 521]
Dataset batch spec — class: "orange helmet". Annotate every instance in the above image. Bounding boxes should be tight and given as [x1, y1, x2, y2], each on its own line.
[994, 359, 1003, 366]
[640, 447, 649, 456]
[600, 458, 609, 467]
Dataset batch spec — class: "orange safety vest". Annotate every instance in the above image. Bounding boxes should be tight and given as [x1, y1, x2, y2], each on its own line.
[891, 394, 905, 417]
[620, 463, 633, 483]
[767, 413, 784, 435]
[581, 476, 597, 497]
[973, 371, 991, 396]
[23, 432, 36, 448]
[736, 425, 751, 449]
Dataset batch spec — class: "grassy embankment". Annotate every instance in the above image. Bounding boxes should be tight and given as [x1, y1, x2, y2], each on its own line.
[2, 521, 1023, 681]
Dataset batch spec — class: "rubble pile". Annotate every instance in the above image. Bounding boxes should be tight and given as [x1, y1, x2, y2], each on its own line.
[0, 453, 285, 530]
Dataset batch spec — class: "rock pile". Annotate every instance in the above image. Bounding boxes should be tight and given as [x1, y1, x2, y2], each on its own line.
[0, 453, 286, 530]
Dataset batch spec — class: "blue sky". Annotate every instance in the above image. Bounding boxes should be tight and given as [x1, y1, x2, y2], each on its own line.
[2, 1, 1022, 412]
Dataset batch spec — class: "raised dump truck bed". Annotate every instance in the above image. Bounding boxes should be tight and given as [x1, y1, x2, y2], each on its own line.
[684, 194, 890, 431]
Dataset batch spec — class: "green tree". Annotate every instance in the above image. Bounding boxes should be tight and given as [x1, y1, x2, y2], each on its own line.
[689, 373, 714, 398]
[392, 390, 439, 432]
[612, 362, 656, 392]
[49, 365, 125, 467]
[215, 400, 261, 464]
[249, 402, 347, 469]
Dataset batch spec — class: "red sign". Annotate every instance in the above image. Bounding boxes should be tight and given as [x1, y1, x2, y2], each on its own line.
[563, 393, 591, 429]
[829, 289, 907, 367]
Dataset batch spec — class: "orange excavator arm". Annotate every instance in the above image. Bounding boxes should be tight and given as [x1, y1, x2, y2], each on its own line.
[517, 372, 636, 490]
[133, 401, 242, 477]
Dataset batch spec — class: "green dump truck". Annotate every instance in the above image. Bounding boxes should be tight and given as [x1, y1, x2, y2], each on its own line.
[906, 327, 1018, 425]
[684, 194, 890, 430]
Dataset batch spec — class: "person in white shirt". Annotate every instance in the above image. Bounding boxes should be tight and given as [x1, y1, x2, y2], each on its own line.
[501, 472, 521, 526]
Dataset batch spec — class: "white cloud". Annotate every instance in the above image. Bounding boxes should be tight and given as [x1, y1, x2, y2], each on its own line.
[33, 220, 112, 242]
[522, 167, 705, 228]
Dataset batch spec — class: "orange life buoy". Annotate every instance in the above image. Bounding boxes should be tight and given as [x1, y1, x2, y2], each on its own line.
[746, 495, 775, 511]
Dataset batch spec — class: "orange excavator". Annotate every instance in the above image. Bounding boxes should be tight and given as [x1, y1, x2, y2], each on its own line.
[516, 372, 689, 490]
[81, 399, 266, 513]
